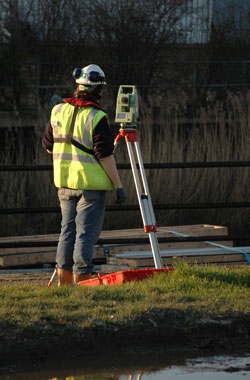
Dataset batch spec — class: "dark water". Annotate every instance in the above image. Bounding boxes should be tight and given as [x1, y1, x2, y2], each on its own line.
[0, 352, 249, 380]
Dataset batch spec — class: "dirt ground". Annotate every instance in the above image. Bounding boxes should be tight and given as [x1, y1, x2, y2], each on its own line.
[0, 271, 53, 287]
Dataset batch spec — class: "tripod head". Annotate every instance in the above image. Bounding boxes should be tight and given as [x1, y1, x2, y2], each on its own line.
[115, 85, 139, 129]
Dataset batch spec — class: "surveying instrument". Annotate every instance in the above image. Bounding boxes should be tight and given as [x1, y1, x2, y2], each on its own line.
[114, 85, 163, 269]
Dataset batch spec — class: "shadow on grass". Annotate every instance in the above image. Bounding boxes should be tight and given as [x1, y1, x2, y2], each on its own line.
[177, 263, 250, 288]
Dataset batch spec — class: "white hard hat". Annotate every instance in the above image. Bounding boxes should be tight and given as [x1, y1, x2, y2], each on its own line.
[72, 64, 106, 86]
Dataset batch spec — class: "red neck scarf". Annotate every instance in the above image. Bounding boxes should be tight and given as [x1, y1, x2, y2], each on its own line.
[64, 97, 102, 110]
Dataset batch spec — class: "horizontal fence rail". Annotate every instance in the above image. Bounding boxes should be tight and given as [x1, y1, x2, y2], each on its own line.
[1, 161, 250, 215]
[1, 60, 250, 109]
[1, 202, 250, 215]
[1, 160, 250, 252]
[1, 161, 250, 171]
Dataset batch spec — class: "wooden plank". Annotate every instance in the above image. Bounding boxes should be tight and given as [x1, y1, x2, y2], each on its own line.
[99, 264, 134, 273]
[0, 238, 233, 257]
[0, 268, 54, 274]
[0, 250, 57, 267]
[94, 224, 232, 258]
[114, 246, 250, 258]
[1, 245, 245, 268]
[99, 224, 229, 239]
[0, 247, 57, 255]
[0, 224, 229, 244]
[0, 234, 59, 244]
[1, 239, 232, 257]
[0, 239, 234, 268]
[120, 254, 246, 268]
[155, 225, 229, 238]
[0, 225, 232, 268]
[112, 261, 247, 269]
[97, 240, 232, 258]
[110, 246, 250, 267]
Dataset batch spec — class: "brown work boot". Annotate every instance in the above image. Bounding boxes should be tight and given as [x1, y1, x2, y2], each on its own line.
[57, 268, 72, 287]
[73, 273, 91, 285]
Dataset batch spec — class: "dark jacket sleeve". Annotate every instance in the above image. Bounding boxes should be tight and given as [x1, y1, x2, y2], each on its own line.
[42, 121, 54, 151]
[93, 116, 114, 159]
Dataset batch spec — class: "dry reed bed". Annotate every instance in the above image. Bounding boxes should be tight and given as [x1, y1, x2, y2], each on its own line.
[1, 92, 250, 236]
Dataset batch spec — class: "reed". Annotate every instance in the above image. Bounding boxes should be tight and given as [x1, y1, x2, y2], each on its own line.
[1, 92, 250, 237]
[107, 90, 250, 235]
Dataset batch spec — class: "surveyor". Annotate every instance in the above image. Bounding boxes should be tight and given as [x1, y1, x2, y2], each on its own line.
[42, 64, 126, 286]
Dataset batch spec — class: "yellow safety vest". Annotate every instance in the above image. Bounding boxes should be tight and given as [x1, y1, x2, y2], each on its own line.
[50, 102, 115, 190]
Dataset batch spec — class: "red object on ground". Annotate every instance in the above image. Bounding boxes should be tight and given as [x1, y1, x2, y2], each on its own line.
[77, 267, 174, 287]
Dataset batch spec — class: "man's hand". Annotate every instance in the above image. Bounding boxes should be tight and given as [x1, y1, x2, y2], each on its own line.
[115, 188, 127, 205]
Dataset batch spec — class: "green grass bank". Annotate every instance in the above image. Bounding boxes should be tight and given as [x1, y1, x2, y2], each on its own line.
[0, 264, 250, 368]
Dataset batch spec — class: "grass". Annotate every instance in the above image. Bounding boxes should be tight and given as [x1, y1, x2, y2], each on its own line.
[0, 264, 249, 365]
[0, 265, 249, 334]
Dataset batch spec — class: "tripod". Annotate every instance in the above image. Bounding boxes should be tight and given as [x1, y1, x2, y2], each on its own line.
[115, 126, 163, 269]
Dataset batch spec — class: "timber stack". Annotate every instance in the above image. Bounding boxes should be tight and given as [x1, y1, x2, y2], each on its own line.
[0, 224, 249, 272]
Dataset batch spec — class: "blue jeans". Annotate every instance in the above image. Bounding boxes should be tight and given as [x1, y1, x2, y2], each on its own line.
[56, 188, 107, 274]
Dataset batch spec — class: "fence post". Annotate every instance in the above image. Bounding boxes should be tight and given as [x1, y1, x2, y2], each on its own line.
[242, 61, 246, 101]
[36, 62, 40, 112]
[192, 61, 197, 106]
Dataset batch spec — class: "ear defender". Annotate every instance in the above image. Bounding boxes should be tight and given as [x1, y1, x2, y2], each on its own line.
[72, 68, 82, 79]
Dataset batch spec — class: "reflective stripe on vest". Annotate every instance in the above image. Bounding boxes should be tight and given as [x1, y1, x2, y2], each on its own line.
[50, 103, 115, 190]
[83, 109, 99, 147]
[53, 152, 98, 164]
[54, 103, 64, 115]
[52, 108, 99, 150]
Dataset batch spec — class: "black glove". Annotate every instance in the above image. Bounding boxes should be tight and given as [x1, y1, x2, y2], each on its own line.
[115, 188, 127, 205]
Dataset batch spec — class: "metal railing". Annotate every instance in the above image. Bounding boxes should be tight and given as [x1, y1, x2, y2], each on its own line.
[1, 161, 250, 215]
[1, 60, 250, 114]
[1, 160, 250, 248]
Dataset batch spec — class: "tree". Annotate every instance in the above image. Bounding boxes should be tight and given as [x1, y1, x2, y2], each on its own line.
[0, 0, 222, 110]
[86, 0, 191, 90]
[202, 0, 250, 104]
[0, 0, 92, 109]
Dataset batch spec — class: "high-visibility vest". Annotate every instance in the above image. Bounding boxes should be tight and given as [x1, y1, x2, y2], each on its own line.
[50, 102, 115, 190]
